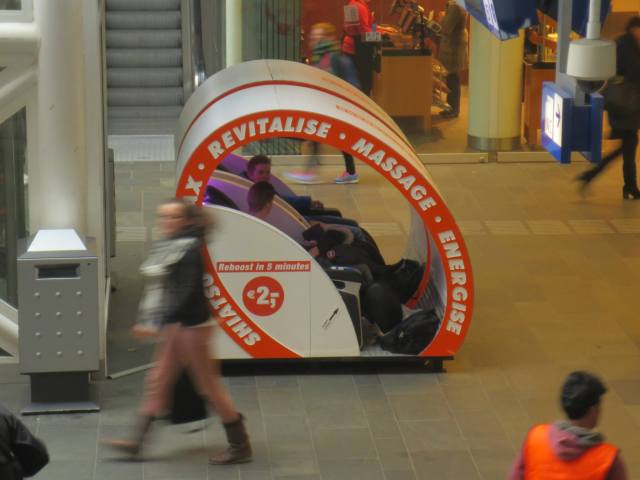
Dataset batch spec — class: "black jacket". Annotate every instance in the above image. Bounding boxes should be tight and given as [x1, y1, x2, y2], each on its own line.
[164, 233, 211, 327]
[0, 406, 49, 479]
[608, 33, 640, 130]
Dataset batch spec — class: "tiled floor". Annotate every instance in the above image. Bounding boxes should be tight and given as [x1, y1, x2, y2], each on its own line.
[3, 138, 640, 479]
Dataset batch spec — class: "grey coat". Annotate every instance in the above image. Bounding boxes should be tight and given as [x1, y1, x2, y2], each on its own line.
[438, 3, 467, 73]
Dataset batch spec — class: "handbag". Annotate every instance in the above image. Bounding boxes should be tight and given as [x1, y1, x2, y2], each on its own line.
[603, 78, 640, 117]
[169, 370, 208, 425]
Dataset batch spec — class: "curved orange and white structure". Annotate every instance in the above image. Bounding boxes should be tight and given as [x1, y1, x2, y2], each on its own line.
[175, 60, 473, 361]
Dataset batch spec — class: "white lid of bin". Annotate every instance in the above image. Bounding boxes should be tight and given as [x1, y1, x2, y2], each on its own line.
[28, 229, 87, 253]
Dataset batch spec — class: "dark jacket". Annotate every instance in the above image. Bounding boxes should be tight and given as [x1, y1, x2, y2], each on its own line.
[608, 33, 640, 130]
[0, 406, 49, 480]
[164, 232, 210, 327]
[438, 3, 467, 73]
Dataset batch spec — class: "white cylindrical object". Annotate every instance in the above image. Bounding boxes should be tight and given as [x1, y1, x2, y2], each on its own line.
[32, 0, 87, 231]
[586, 0, 602, 39]
[225, 0, 242, 66]
[467, 18, 524, 151]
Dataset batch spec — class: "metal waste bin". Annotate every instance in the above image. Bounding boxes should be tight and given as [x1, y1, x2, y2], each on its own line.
[18, 229, 99, 414]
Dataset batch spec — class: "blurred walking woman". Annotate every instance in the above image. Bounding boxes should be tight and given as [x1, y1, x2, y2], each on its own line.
[107, 199, 251, 464]
[577, 16, 640, 199]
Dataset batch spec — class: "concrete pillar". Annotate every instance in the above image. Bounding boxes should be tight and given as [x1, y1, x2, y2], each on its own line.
[225, 0, 243, 67]
[32, 0, 87, 231]
[467, 18, 524, 151]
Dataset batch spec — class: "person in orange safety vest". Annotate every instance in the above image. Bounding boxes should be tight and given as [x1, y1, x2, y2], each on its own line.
[508, 371, 627, 480]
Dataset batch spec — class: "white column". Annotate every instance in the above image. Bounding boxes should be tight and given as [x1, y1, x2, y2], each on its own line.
[31, 0, 87, 231]
[467, 18, 524, 151]
[225, 0, 243, 67]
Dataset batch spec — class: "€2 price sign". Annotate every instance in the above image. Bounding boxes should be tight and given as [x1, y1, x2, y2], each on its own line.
[242, 276, 285, 316]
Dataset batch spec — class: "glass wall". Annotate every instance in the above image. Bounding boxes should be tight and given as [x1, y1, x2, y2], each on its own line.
[0, 107, 28, 307]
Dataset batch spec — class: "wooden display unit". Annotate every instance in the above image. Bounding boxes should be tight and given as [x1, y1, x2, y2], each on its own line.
[372, 50, 433, 133]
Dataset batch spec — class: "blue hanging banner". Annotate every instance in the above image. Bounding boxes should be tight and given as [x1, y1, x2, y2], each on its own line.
[457, 0, 538, 40]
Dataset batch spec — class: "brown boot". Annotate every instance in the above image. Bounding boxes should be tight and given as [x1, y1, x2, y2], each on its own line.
[209, 414, 252, 465]
[103, 416, 154, 458]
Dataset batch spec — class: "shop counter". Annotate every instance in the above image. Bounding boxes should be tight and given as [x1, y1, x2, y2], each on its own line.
[523, 59, 556, 146]
[372, 49, 433, 133]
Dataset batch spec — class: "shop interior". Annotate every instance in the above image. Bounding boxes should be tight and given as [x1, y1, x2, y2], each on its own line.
[237, 0, 640, 156]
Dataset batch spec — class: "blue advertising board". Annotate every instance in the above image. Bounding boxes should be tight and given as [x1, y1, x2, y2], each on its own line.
[458, 0, 538, 40]
[541, 82, 572, 163]
[541, 82, 604, 164]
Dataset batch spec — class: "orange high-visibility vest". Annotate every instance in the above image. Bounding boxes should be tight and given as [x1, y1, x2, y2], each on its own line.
[524, 424, 617, 480]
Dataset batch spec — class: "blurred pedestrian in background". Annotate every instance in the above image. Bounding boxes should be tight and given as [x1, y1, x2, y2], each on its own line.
[577, 16, 640, 200]
[105, 199, 251, 465]
[286, 22, 361, 185]
[438, 0, 467, 119]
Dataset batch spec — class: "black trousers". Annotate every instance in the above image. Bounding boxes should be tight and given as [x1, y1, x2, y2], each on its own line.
[349, 38, 374, 96]
[310, 142, 356, 175]
[446, 73, 461, 115]
[586, 129, 638, 189]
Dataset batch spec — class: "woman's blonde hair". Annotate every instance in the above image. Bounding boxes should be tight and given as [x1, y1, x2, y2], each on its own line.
[311, 22, 337, 38]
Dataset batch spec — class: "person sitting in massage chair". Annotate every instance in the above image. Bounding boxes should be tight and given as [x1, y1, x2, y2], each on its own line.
[246, 182, 377, 252]
[243, 155, 358, 227]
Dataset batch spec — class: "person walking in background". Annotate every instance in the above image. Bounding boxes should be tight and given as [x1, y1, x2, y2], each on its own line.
[286, 22, 361, 185]
[576, 16, 640, 199]
[0, 404, 49, 479]
[438, 0, 467, 119]
[508, 371, 627, 480]
[105, 199, 251, 465]
[343, 0, 374, 96]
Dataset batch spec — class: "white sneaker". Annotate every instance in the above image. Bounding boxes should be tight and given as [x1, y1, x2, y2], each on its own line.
[334, 172, 359, 184]
[283, 171, 323, 184]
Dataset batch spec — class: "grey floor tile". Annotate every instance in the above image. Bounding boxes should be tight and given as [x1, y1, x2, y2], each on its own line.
[399, 419, 467, 454]
[94, 458, 143, 480]
[367, 411, 402, 438]
[235, 466, 274, 480]
[471, 447, 516, 480]
[374, 436, 411, 471]
[454, 410, 513, 451]
[264, 415, 315, 460]
[318, 459, 385, 480]
[269, 457, 319, 478]
[410, 451, 481, 480]
[205, 464, 240, 480]
[379, 374, 441, 395]
[387, 392, 451, 422]
[383, 470, 417, 480]
[32, 459, 95, 480]
[256, 375, 299, 389]
[258, 387, 305, 416]
[353, 374, 381, 385]
[312, 427, 377, 461]
[357, 384, 393, 415]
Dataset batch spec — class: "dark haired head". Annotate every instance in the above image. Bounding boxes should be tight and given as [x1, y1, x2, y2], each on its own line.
[247, 155, 271, 173]
[626, 16, 640, 33]
[561, 371, 606, 420]
[247, 181, 276, 213]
